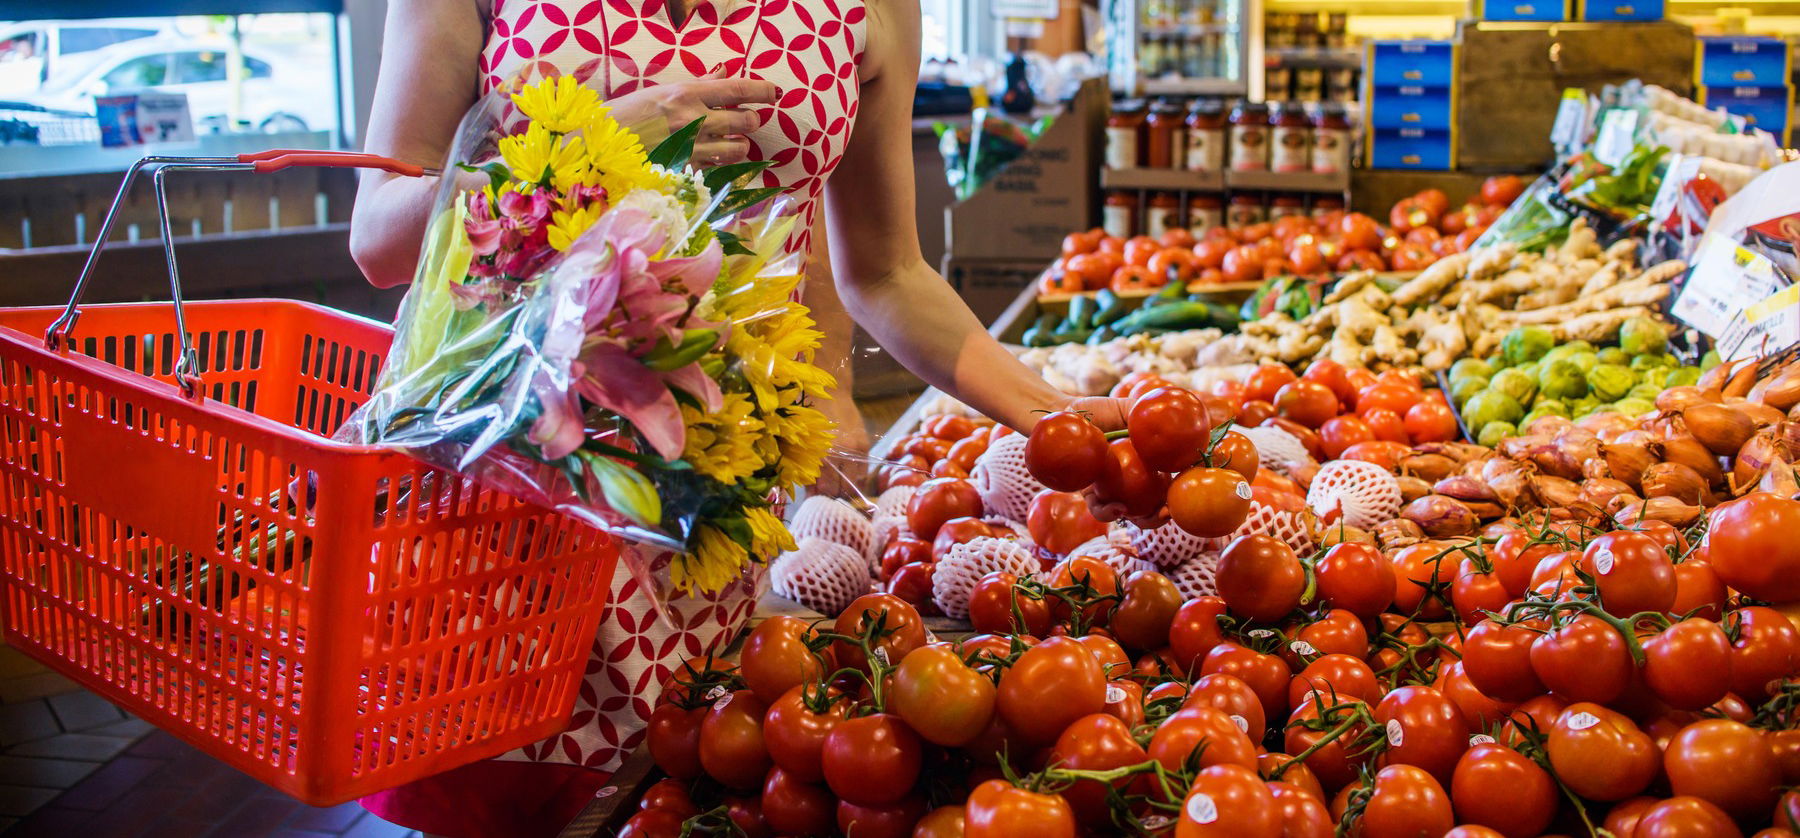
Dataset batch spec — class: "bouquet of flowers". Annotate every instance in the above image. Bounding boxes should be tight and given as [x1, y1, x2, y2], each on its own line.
[341, 74, 838, 594]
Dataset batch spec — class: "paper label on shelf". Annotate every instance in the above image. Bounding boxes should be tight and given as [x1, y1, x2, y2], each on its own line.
[1720, 283, 1800, 360]
[1550, 88, 1590, 152]
[993, 0, 1059, 18]
[1593, 108, 1642, 167]
[1672, 232, 1792, 341]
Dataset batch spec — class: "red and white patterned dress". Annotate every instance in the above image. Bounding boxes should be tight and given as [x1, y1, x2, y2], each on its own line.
[359, 2, 864, 834]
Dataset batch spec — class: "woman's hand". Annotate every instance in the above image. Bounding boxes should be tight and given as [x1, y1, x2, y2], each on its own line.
[604, 70, 778, 166]
[1058, 395, 1131, 432]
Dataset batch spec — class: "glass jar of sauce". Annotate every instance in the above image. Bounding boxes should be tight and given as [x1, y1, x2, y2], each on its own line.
[1146, 192, 1182, 238]
[1187, 194, 1224, 235]
[1228, 193, 1267, 227]
[1103, 190, 1137, 239]
[1310, 195, 1346, 224]
[1312, 102, 1352, 174]
[1185, 100, 1227, 175]
[1146, 99, 1186, 169]
[1270, 102, 1312, 173]
[1229, 101, 1270, 172]
[1270, 193, 1306, 219]
[1106, 100, 1147, 170]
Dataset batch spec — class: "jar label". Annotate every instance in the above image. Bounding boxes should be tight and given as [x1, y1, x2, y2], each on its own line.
[1271, 126, 1311, 172]
[1386, 719, 1405, 747]
[1186, 793, 1219, 824]
[1186, 129, 1224, 173]
[1106, 127, 1140, 170]
[1102, 204, 1134, 240]
[1312, 128, 1350, 174]
[1189, 207, 1222, 234]
[1146, 206, 1178, 239]
[1568, 712, 1601, 731]
[1231, 126, 1268, 171]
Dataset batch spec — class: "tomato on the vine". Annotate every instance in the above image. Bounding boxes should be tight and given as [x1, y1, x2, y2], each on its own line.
[1177, 764, 1282, 837]
[1288, 653, 1382, 708]
[1111, 570, 1183, 652]
[1642, 618, 1733, 711]
[1390, 543, 1454, 619]
[907, 478, 983, 541]
[1356, 765, 1455, 838]
[1670, 557, 1729, 622]
[1284, 699, 1373, 792]
[1169, 596, 1230, 675]
[837, 797, 927, 838]
[1664, 718, 1782, 820]
[997, 636, 1105, 746]
[1290, 609, 1370, 664]
[890, 645, 995, 747]
[1436, 661, 1513, 731]
[1316, 543, 1396, 619]
[914, 806, 967, 838]
[1245, 364, 1299, 404]
[1450, 558, 1511, 626]
[762, 766, 837, 836]
[1530, 614, 1632, 704]
[1203, 642, 1293, 722]
[1169, 467, 1254, 538]
[1215, 534, 1306, 622]
[1129, 387, 1214, 472]
[1704, 493, 1800, 602]
[1186, 673, 1269, 742]
[1093, 438, 1173, 519]
[967, 572, 1051, 637]
[1026, 489, 1108, 555]
[699, 690, 771, 790]
[1726, 606, 1800, 700]
[763, 684, 849, 783]
[1025, 412, 1108, 492]
[1052, 713, 1149, 826]
[1636, 796, 1741, 838]
[833, 593, 927, 673]
[1209, 430, 1261, 483]
[1490, 531, 1557, 599]
[1546, 702, 1659, 802]
[1450, 742, 1556, 838]
[1374, 685, 1471, 786]
[822, 713, 922, 806]
[1268, 781, 1333, 838]
[740, 615, 829, 705]
[645, 703, 706, 780]
[1578, 530, 1677, 617]
[964, 780, 1076, 838]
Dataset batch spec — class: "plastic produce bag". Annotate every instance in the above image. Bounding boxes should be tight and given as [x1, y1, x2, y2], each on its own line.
[339, 71, 843, 598]
[935, 108, 1046, 200]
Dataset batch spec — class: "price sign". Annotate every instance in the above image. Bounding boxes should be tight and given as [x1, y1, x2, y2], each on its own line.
[1592, 107, 1642, 167]
[1672, 232, 1793, 341]
[95, 92, 194, 149]
[1719, 284, 1800, 360]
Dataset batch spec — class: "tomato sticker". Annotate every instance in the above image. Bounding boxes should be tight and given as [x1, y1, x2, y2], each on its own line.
[1469, 734, 1495, 746]
[1230, 714, 1249, 733]
[1234, 480, 1253, 500]
[594, 786, 618, 798]
[1290, 640, 1318, 657]
[1186, 793, 1219, 824]
[1106, 685, 1127, 704]
[1143, 815, 1174, 830]
[714, 692, 734, 711]
[1386, 719, 1405, 747]
[705, 685, 728, 701]
[1249, 629, 1275, 639]
[874, 647, 891, 666]
[1567, 712, 1601, 731]
[1593, 548, 1614, 575]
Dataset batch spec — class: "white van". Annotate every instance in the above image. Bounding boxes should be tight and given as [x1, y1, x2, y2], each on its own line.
[0, 19, 174, 98]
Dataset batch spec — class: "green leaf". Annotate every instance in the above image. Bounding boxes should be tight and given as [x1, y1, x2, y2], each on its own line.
[708, 186, 783, 221]
[703, 160, 775, 193]
[647, 117, 706, 170]
[456, 161, 512, 193]
[715, 229, 755, 257]
[580, 453, 663, 527]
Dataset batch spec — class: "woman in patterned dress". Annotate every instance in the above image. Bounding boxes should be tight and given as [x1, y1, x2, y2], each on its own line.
[349, 1, 1123, 834]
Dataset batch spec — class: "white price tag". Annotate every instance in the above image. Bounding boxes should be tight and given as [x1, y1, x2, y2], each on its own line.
[1720, 284, 1800, 361]
[1290, 640, 1319, 657]
[1386, 719, 1405, 747]
[1470, 734, 1496, 746]
[1230, 714, 1250, 733]
[1593, 108, 1642, 167]
[705, 685, 728, 701]
[1550, 88, 1591, 152]
[1592, 548, 1615, 575]
[1106, 685, 1128, 704]
[594, 786, 618, 798]
[1567, 711, 1601, 731]
[1185, 793, 1219, 824]
[1249, 629, 1275, 639]
[1672, 232, 1792, 341]
[713, 692, 734, 711]
[1648, 154, 1703, 228]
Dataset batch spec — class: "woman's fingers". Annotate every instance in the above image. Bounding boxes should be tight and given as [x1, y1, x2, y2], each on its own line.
[700, 106, 761, 138]
[692, 136, 752, 167]
[689, 76, 779, 109]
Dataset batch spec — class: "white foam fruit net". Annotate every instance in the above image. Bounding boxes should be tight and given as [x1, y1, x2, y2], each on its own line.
[1169, 551, 1222, 599]
[931, 536, 1041, 620]
[970, 432, 1046, 523]
[1208, 498, 1316, 556]
[1068, 541, 1155, 580]
[1236, 424, 1316, 474]
[1305, 460, 1403, 531]
[870, 514, 908, 568]
[1128, 521, 1220, 569]
[788, 495, 875, 560]
[874, 485, 918, 520]
[770, 538, 871, 616]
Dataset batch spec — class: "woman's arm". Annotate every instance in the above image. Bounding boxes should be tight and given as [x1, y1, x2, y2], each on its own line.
[823, 0, 1124, 431]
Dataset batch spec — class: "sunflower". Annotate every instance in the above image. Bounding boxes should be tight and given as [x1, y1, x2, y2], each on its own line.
[499, 123, 589, 187]
[744, 505, 796, 559]
[680, 393, 765, 485]
[511, 75, 603, 135]
[766, 388, 836, 491]
[675, 525, 749, 593]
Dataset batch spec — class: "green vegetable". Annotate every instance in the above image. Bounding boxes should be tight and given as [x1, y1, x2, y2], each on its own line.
[1465, 390, 1525, 432]
[1627, 383, 1663, 402]
[1502, 326, 1556, 367]
[1450, 358, 1495, 384]
[1490, 368, 1539, 408]
[1664, 367, 1701, 388]
[1618, 316, 1668, 356]
[1587, 364, 1636, 403]
[1093, 289, 1129, 326]
[1114, 301, 1215, 335]
[1087, 325, 1118, 345]
[1478, 421, 1517, 448]
[1521, 406, 1565, 431]
[1021, 312, 1059, 347]
[1568, 352, 1600, 374]
[1613, 397, 1656, 417]
[1538, 360, 1589, 401]
[1597, 347, 1629, 366]
[1570, 396, 1603, 417]
[1533, 399, 1569, 417]
[1452, 376, 1490, 408]
[1629, 354, 1669, 373]
[1153, 280, 1187, 303]
[1701, 350, 1722, 372]
[1064, 295, 1097, 331]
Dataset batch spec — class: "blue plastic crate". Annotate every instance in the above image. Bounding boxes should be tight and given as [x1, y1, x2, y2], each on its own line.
[1579, 0, 1662, 20]
[1369, 127, 1454, 170]
[1368, 41, 1455, 88]
[1700, 85, 1793, 143]
[1368, 86, 1454, 130]
[1482, 0, 1567, 21]
[1698, 37, 1791, 87]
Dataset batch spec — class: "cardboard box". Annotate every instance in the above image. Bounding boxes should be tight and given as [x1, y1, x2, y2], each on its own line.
[943, 78, 1106, 263]
[1454, 20, 1695, 171]
[943, 257, 1051, 328]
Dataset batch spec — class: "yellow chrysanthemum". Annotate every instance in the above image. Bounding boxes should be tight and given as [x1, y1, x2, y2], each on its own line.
[674, 525, 748, 593]
[582, 111, 663, 197]
[767, 389, 837, 491]
[499, 123, 589, 186]
[680, 393, 765, 484]
[547, 203, 604, 251]
[744, 505, 796, 559]
[512, 76, 603, 135]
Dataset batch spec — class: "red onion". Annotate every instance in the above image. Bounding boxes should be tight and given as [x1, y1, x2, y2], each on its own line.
[1612, 495, 1704, 527]
[1401, 495, 1480, 537]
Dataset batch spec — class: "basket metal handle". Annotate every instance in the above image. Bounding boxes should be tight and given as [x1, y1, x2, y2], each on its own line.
[42, 151, 440, 398]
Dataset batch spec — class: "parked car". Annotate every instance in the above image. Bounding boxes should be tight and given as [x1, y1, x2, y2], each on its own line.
[20, 37, 335, 134]
[0, 19, 174, 97]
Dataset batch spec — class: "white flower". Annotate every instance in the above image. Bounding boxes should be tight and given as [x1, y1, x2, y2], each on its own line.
[613, 189, 692, 253]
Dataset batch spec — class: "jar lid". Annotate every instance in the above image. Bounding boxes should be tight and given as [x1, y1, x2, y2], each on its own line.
[1114, 98, 1148, 113]
[1152, 98, 1184, 116]
[1232, 101, 1270, 116]
[1190, 98, 1226, 116]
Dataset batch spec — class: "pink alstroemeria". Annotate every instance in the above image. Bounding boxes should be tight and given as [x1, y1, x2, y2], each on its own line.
[575, 342, 685, 460]
[529, 387, 587, 460]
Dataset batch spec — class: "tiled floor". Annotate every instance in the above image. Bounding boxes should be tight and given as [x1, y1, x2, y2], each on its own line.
[0, 645, 423, 838]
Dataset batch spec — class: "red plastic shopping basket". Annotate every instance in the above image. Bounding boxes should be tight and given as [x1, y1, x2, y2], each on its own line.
[0, 151, 621, 805]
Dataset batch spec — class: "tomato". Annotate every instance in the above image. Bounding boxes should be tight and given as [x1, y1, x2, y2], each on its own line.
[1024, 412, 1108, 493]
[833, 594, 927, 675]
[1546, 702, 1659, 801]
[762, 765, 838, 836]
[1705, 494, 1800, 602]
[1188, 673, 1269, 741]
[907, 478, 983, 542]
[1481, 175, 1524, 206]
[1290, 610, 1370, 665]
[1402, 400, 1459, 443]
[1436, 660, 1513, 731]
[1285, 699, 1374, 792]
[1777, 790, 1800, 832]
[740, 616, 829, 705]
[699, 690, 771, 790]
[946, 435, 989, 472]
[886, 561, 935, 609]
[1530, 614, 1631, 704]
[1204, 642, 1293, 723]
[1215, 534, 1306, 622]
[1073, 633, 1131, 678]
[639, 778, 697, 817]
[1176, 764, 1281, 837]
[1104, 678, 1146, 727]
[1448, 742, 1556, 838]
[1670, 558, 1729, 622]
[1149, 248, 1198, 284]
[1047, 556, 1122, 626]
[1123, 235, 1160, 267]
[889, 645, 995, 747]
[1245, 364, 1300, 405]
[1169, 467, 1254, 538]
[1052, 713, 1149, 826]
[967, 573, 1051, 638]
[1450, 558, 1511, 626]
[1665, 719, 1782, 819]
[619, 808, 687, 838]
[1636, 797, 1741, 838]
[1640, 619, 1732, 712]
[1601, 797, 1661, 838]
[998, 636, 1105, 746]
[1336, 249, 1387, 272]
[1356, 385, 1420, 418]
[723, 796, 772, 838]
[1026, 489, 1107, 555]
[1093, 438, 1173, 520]
[1222, 245, 1266, 283]
[1390, 543, 1454, 619]
[1269, 781, 1333, 838]
[1205, 430, 1260, 484]
[646, 703, 706, 780]
[1317, 415, 1374, 460]
[821, 713, 921, 806]
[1128, 387, 1213, 473]
[1374, 685, 1472, 786]
[881, 535, 932, 580]
[965, 780, 1075, 838]
[1288, 653, 1382, 708]
[1579, 530, 1677, 617]
[1357, 765, 1455, 838]
[764, 684, 850, 783]
[1339, 213, 1383, 251]
[1443, 828, 1505, 838]
[835, 797, 926, 838]
[1729, 607, 1800, 700]
[1169, 596, 1229, 675]
[1275, 380, 1340, 429]
[1305, 543, 1394, 622]
[1490, 532, 1556, 598]
[1111, 570, 1183, 652]
[914, 805, 967, 838]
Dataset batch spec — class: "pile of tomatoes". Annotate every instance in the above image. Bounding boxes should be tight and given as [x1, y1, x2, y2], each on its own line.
[624, 485, 1800, 838]
[1044, 177, 1526, 295]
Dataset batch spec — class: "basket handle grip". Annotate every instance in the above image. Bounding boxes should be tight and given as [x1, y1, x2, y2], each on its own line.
[238, 150, 433, 177]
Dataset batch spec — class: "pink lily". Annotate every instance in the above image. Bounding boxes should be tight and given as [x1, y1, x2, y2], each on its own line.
[575, 342, 685, 460]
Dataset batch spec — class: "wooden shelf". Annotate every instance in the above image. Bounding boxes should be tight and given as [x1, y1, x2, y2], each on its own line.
[1101, 167, 1227, 190]
[1227, 169, 1352, 193]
